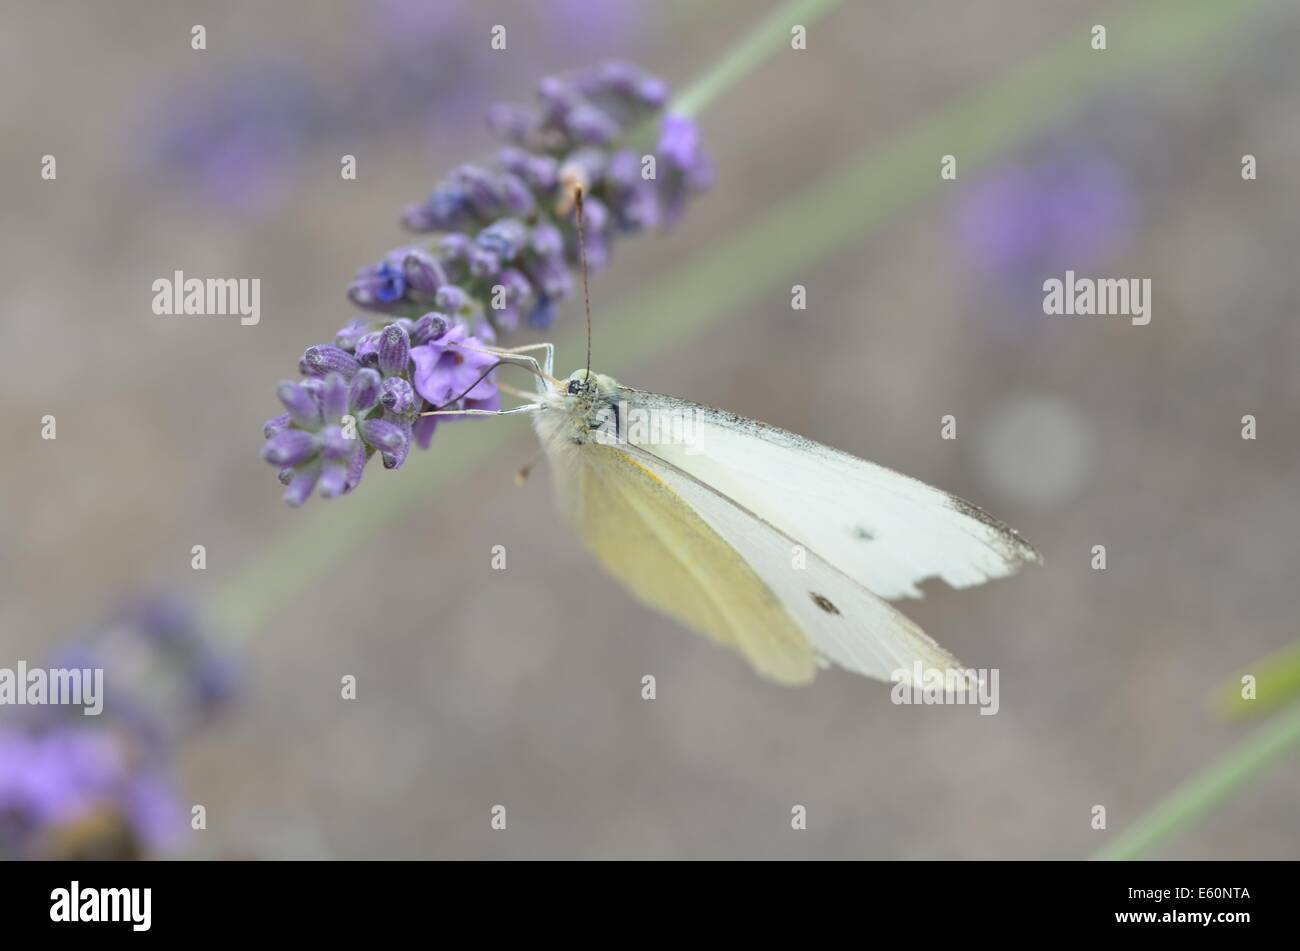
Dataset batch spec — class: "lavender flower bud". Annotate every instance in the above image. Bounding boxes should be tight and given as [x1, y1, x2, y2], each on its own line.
[262, 429, 316, 467]
[580, 196, 610, 233]
[625, 185, 662, 231]
[566, 104, 619, 144]
[595, 61, 664, 107]
[360, 418, 406, 453]
[318, 462, 348, 499]
[348, 368, 382, 414]
[277, 381, 321, 429]
[381, 377, 416, 414]
[527, 296, 558, 330]
[658, 114, 700, 170]
[605, 149, 640, 189]
[303, 345, 360, 381]
[382, 418, 414, 470]
[425, 185, 472, 230]
[469, 247, 502, 279]
[319, 373, 350, 423]
[496, 147, 531, 177]
[344, 441, 368, 494]
[439, 233, 472, 262]
[263, 413, 291, 438]
[317, 424, 354, 461]
[355, 332, 381, 367]
[537, 75, 579, 116]
[494, 308, 520, 333]
[530, 221, 564, 259]
[377, 323, 411, 377]
[408, 312, 448, 346]
[499, 173, 535, 215]
[335, 318, 372, 351]
[401, 203, 432, 231]
[636, 77, 669, 108]
[529, 256, 573, 300]
[454, 164, 501, 217]
[496, 268, 533, 306]
[299, 377, 326, 400]
[282, 466, 320, 507]
[402, 248, 446, 297]
[435, 285, 468, 312]
[477, 219, 529, 261]
[486, 102, 538, 142]
[347, 261, 406, 311]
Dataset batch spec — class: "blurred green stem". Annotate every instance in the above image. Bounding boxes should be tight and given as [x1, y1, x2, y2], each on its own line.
[215, 0, 1271, 635]
[1092, 703, 1300, 860]
[1211, 640, 1300, 720]
[670, 0, 844, 119]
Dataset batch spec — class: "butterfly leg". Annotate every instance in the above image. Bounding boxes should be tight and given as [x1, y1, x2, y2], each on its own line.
[448, 342, 556, 390]
[419, 404, 540, 419]
[497, 381, 537, 401]
[490, 342, 554, 379]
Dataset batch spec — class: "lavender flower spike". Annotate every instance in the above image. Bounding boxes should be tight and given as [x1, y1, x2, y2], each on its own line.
[262, 61, 712, 505]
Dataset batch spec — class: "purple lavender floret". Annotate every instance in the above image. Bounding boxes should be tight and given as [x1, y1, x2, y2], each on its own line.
[265, 316, 498, 504]
[265, 62, 710, 505]
[380, 60, 710, 331]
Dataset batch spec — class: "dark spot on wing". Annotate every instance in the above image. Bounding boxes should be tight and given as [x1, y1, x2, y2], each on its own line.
[810, 592, 840, 615]
[851, 524, 874, 541]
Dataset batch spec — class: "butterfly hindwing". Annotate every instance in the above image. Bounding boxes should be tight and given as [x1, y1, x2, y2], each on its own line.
[555, 442, 819, 684]
[552, 439, 960, 684]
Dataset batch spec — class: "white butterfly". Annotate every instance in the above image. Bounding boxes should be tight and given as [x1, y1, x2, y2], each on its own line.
[427, 342, 1041, 686]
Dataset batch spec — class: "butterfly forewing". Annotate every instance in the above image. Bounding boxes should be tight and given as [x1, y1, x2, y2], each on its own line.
[618, 387, 1042, 601]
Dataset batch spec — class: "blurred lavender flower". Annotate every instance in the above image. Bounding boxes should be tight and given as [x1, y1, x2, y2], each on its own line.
[0, 726, 179, 860]
[266, 61, 711, 506]
[350, 0, 493, 136]
[140, 3, 644, 212]
[656, 114, 715, 225]
[45, 593, 239, 755]
[957, 151, 1137, 305]
[139, 62, 328, 214]
[0, 594, 235, 859]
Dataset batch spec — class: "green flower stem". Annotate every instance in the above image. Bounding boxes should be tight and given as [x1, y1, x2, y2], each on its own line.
[670, 0, 845, 120]
[1092, 703, 1300, 860]
[625, 0, 847, 150]
[1211, 639, 1300, 720]
[215, 0, 1271, 636]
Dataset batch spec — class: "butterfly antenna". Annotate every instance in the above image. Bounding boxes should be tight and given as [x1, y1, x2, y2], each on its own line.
[574, 185, 593, 385]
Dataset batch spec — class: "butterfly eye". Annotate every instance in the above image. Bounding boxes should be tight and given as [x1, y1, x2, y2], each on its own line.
[567, 379, 584, 396]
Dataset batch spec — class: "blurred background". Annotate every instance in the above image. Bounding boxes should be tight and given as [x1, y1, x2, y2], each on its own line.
[2, 0, 1298, 859]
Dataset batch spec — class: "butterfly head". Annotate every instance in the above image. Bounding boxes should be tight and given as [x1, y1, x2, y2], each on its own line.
[558, 369, 617, 404]
[543, 369, 620, 441]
